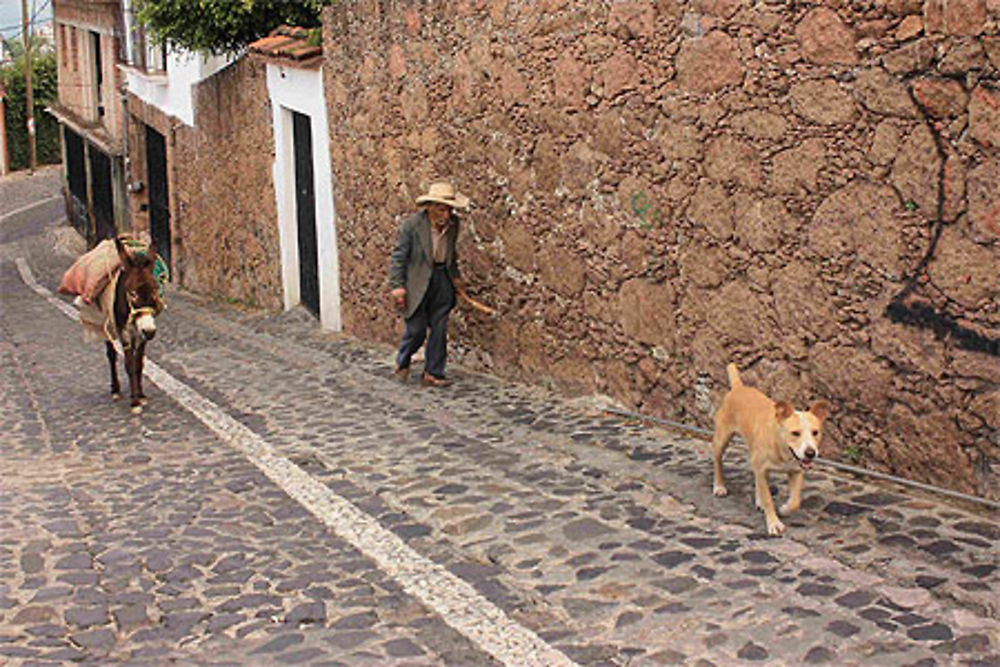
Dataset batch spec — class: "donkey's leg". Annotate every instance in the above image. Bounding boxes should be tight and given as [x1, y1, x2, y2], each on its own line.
[135, 342, 148, 403]
[106, 341, 121, 398]
[124, 347, 143, 411]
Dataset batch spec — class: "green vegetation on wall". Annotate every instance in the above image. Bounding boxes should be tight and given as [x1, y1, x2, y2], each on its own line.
[2, 49, 60, 171]
[137, 0, 330, 55]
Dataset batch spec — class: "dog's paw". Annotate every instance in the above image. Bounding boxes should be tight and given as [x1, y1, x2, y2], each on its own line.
[766, 519, 786, 536]
[713, 484, 728, 497]
[778, 502, 798, 517]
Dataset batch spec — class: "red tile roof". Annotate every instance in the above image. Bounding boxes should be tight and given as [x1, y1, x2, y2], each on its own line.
[249, 25, 322, 69]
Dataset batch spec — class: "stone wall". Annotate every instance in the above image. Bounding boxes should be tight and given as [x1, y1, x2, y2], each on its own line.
[323, 0, 1000, 499]
[126, 57, 283, 310]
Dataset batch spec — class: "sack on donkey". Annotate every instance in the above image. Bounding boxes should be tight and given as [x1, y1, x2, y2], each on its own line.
[59, 235, 168, 304]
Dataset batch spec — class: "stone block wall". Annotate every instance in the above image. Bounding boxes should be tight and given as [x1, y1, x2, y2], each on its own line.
[127, 57, 283, 311]
[323, 0, 1000, 499]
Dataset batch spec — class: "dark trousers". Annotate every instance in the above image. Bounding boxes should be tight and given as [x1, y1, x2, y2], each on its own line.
[396, 265, 455, 378]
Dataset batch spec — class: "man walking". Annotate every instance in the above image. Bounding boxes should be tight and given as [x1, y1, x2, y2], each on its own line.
[389, 181, 470, 387]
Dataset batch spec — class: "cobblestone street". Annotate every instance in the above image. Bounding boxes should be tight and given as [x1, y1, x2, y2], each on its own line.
[2, 171, 998, 665]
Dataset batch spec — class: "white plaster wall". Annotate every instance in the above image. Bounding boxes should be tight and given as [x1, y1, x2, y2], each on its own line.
[267, 63, 342, 332]
[124, 50, 233, 127]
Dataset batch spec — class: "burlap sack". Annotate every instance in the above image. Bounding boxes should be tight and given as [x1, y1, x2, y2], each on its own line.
[76, 271, 120, 343]
[58, 238, 121, 304]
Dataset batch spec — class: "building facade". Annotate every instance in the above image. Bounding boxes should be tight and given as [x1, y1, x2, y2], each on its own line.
[249, 26, 342, 331]
[122, 44, 293, 310]
[50, 0, 128, 244]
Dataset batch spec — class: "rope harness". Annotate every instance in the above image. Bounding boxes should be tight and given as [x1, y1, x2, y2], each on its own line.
[127, 300, 159, 329]
[103, 238, 168, 342]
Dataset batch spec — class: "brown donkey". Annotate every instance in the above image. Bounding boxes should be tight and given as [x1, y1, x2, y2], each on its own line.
[106, 237, 162, 413]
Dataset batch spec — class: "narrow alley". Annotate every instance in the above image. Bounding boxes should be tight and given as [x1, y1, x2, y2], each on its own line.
[1, 171, 997, 665]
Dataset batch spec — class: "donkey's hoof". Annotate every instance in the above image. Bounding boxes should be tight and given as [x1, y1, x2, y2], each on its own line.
[130, 404, 143, 415]
[111, 392, 122, 401]
[137, 396, 149, 405]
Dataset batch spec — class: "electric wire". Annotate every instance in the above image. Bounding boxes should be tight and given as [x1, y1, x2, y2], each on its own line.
[0, 0, 53, 37]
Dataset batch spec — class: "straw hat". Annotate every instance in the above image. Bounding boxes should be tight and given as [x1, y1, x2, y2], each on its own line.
[415, 181, 470, 210]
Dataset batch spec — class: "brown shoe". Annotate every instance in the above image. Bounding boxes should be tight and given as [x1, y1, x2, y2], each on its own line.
[394, 365, 410, 384]
[421, 372, 452, 387]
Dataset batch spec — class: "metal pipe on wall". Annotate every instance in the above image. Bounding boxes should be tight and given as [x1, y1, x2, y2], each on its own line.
[602, 407, 1000, 512]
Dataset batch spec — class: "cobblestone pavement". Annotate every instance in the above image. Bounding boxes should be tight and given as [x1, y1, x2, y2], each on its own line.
[1, 174, 998, 665]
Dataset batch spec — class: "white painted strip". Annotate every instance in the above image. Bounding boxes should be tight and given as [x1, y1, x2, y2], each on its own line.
[15, 258, 577, 667]
[1, 195, 62, 223]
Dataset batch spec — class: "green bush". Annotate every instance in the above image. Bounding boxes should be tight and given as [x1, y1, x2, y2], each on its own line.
[2, 50, 60, 172]
[137, 0, 329, 55]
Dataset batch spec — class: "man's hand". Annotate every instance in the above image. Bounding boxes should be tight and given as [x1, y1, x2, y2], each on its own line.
[390, 287, 406, 311]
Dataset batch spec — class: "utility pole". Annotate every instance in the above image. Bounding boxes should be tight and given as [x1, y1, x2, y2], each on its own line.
[22, 0, 36, 172]
[0, 79, 9, 176]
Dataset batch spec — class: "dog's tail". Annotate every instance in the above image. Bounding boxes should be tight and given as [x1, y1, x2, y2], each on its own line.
[727, 363, 743, 389]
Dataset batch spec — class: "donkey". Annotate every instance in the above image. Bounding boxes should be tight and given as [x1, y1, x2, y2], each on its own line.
[106, 237, 162, 413]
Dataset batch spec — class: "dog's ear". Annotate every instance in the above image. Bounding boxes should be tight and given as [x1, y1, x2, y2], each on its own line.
[774, 401, 794, 421]
[810, 400, 831, 421]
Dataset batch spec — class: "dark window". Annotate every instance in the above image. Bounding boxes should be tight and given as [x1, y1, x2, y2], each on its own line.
[146, 125, 171, 272]
[70, 27, 78, 72]
[89, 148, 114, 240]
[64, 128, 88, 237]
[65, 129, 86, 201]
[91, 31, 103, 116]
[59, 25, 67, 68]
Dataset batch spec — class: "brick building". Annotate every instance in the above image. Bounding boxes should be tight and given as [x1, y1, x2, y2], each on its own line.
[49, 0, 128, 243]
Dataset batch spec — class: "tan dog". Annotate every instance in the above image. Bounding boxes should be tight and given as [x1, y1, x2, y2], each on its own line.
[712, 363, 830, 536]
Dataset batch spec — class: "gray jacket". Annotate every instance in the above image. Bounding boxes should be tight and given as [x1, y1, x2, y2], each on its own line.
[389, 210, 461, 319]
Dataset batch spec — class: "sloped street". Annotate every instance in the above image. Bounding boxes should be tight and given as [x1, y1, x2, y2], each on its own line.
[2, 171, 998, 665]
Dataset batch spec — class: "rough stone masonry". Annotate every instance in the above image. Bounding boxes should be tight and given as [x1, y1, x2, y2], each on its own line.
[322, 0, 1000, 499]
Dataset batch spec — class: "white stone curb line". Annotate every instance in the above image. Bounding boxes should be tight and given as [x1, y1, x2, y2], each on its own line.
[1, 195, 63, 224]
[15, 257, 577, 667]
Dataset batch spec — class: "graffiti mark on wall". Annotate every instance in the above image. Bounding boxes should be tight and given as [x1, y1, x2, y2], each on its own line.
[885, 101, 998, 357]
[886, 226, 997, 357]
[887, 297, 998, 356]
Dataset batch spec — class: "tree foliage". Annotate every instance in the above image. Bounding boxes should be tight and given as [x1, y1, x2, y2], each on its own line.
[2, 49, 60, 171]
[3, 34, 53, 61]
[136, 0, 329, 55]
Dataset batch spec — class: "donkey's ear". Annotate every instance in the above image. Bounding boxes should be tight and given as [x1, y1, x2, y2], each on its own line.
[114, 236, 132, 265]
